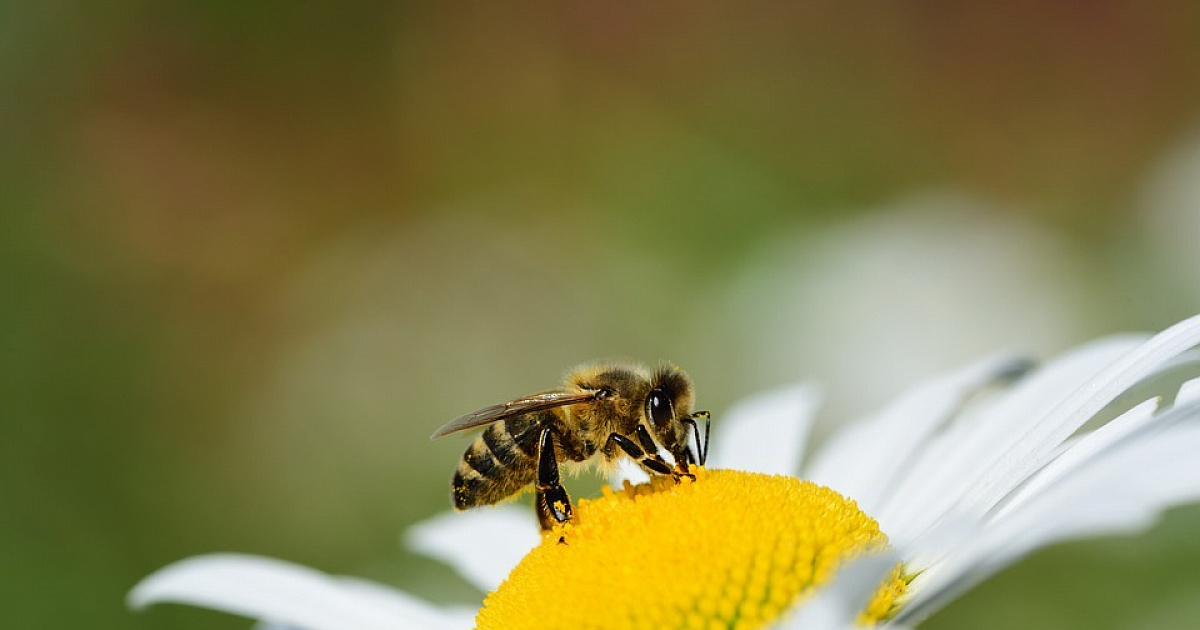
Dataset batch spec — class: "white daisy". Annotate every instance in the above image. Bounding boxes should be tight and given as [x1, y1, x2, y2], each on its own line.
[130, 314, 1200, 629]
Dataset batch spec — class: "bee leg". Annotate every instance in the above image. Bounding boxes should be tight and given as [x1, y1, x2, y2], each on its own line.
[634, 425, 694, 482]
[535, 427, 573, 532]
[677, 447, 703, 479]
[674, 451, 694, 480]
[606, 431, 675, 478]
[683, 411, 712, 466]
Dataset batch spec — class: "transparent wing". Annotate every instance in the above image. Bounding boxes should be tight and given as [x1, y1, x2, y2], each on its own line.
[429, 390, 597, 439]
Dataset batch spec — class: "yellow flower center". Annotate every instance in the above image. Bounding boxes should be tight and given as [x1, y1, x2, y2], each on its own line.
[476, 469, 906, 630]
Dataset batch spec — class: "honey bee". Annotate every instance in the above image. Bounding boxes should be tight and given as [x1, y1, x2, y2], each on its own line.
[430, 362, 711, 530]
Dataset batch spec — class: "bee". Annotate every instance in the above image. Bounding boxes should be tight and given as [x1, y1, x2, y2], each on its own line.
[430, 362, 711, 530]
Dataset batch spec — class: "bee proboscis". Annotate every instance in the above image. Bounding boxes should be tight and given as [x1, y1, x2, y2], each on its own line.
[430, 362, 711, 530]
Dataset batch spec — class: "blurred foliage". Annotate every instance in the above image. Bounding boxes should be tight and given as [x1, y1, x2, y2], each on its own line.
[3, 1, 1200, 629]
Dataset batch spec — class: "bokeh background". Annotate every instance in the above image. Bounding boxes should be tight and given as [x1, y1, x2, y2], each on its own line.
[5, 2, 1200, 628]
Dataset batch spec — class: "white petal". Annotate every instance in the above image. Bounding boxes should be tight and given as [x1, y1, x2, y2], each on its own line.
[775, 550, 902, 630]
[609, 457, 650, 487]
[900, 400, 1200, 623]
[709, 383, 821, 476]
[878, 334, 1148, 545]
[129, 553, 467, 630]
[806, 355, 1030, 514]
[1178, 376, 1200, 406]
[992, 397, 1159, 519]
[961, 315, 1200, 519]
[405, 507, 538, 593]
[334, 577, 475, 629]
[995, 402, 1200, 553]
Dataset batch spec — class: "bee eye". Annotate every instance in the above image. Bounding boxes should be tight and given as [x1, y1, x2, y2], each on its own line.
[647, 389, 674, 428]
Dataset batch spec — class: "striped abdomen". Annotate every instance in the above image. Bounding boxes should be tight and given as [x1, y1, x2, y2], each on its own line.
[452, 420, 540, 509]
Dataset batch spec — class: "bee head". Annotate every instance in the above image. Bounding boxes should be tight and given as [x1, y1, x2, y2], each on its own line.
[645, 365, 695, 460]
[568, 361, 700, 463]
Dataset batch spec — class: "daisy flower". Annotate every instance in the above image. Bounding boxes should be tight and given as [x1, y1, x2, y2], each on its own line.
[131, 314, 1200, 629]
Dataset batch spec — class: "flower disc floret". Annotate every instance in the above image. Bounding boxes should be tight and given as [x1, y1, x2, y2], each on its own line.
[476, 469, 906, 630]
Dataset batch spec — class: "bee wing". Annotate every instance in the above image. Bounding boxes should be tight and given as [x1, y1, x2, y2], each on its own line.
[429, 390, 598, 439]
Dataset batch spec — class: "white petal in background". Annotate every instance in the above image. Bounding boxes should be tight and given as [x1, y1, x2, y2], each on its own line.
[129, 554, 472, 630]
[610, 456, 650, 486]
[707, 383, 821, 476]
[405, 506, 539, 593]
[806, 354, 1030, 515]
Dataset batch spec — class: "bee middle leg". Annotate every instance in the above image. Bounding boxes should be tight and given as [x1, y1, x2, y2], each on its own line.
[535, 426, 574, 532]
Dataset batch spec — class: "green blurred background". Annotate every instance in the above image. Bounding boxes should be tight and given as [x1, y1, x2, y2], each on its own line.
[4, 2, 1200, 628]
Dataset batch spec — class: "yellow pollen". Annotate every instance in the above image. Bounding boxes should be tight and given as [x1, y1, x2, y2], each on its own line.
[475, 468, 906, 630]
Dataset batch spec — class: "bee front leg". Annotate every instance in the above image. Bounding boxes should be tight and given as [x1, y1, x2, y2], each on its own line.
[635, 425, 696, 482]
[535, 427, 573, 531]
[606, 430, 675, 477]
[685, 411, 711, 466]
[673, 449, 695, 479]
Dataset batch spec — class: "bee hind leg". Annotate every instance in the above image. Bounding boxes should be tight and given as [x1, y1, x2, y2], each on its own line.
[535, 427, 573, 532]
